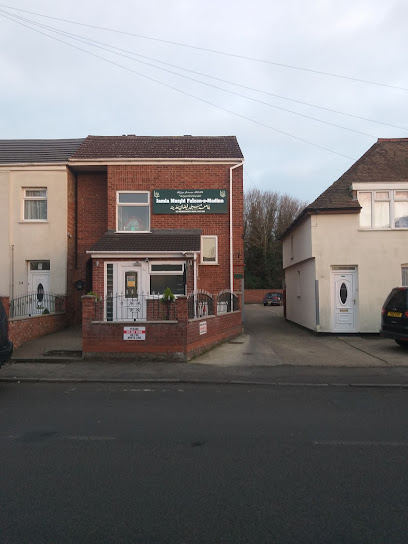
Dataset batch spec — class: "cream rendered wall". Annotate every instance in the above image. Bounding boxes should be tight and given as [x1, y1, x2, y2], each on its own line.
[0, 171, 11, 296]
[312, 213, 408, 333]
[8, 166, 68, 297]
[282, 215, 313, 269]
[284, 258, 317, 330]
[282, 216, 317, 329]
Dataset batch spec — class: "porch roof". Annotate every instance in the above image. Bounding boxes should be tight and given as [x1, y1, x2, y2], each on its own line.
[89, 229, 201, 253]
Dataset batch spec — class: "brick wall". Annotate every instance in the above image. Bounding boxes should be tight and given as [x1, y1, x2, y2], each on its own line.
[244, 289, 284, 304]
[81, 294, 242, 361]
[67, 171, 108, 323]
[106, 164, 244, 294]
[71, 163, 243, 328]
[1, 296, 68, 350]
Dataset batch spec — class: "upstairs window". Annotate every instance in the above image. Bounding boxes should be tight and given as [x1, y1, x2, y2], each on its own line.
[23, 188, 47, 221]
[402, 266, 408, 287]
[117, 191, 150, 232]
[358, 190, 408, 229]
[201, 235, 218, 264]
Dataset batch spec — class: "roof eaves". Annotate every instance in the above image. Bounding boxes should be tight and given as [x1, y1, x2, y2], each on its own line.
[69, 157, 244, 163]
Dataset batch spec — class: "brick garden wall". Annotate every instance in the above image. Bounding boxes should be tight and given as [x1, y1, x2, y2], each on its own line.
[81, 294, 242, 362]
[1, 296, 68, 350]
[244, 289, 284, 304]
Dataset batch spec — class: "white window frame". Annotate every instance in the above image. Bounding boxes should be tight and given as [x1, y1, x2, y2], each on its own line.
[200, 235, 218, 265]
[116, 191, 150, 232]
[23, 188, 47, 221]
[149, 261, 185, 296]
[402, 265, 408, 287]
[358, 189, 408, 229]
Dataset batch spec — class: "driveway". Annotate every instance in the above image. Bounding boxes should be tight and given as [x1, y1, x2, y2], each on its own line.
[193, 304, 408, 367]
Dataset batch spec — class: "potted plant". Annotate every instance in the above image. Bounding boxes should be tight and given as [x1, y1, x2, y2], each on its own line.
[161, 287, 175, 319]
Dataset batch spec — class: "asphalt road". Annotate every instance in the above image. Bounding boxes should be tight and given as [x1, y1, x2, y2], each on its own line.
[1, 382, 408, 543]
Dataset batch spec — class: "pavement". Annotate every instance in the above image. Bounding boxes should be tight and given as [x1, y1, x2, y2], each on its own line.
[2, 305, 408, 386]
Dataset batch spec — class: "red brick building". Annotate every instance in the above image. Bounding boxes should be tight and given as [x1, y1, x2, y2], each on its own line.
[68, 135, 245, 360]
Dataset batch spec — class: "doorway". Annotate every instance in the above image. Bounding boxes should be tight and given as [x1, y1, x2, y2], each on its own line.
[331, 267, 358, 332]
[27, 261, 51, 314]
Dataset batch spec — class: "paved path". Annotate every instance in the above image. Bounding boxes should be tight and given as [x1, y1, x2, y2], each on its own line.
[2, 305, 408, 385]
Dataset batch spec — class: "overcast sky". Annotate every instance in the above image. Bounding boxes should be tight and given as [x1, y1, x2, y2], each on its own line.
[1, 0, 407, 204]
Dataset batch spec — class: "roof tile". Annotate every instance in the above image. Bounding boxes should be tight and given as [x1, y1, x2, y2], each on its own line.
[90, 229, 201, 253]
[71, 135, 243, 160]
[0, 139, 84, 164]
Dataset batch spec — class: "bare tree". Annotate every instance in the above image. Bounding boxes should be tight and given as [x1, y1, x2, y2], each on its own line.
[244, 189, 306, 288]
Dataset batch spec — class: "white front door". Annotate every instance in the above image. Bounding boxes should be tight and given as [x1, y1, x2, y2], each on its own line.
[28, 270, 51, 314]
[115, 265, 146, 321]
[332, 270, 357, 332]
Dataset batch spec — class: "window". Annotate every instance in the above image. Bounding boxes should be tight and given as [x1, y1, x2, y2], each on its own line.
[296, 270, 302, 298]
[117, 191, 150, 232]
[29, 261, 50, 271]
[358, 190, 408, 228]
[402, 266, 408, 287]
[201, 235, 218, 264]
[149, 263, 185, 295]
[23, 188, 47, 220]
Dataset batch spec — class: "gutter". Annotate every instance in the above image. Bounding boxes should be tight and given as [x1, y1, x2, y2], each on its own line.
[69, 158, 243, 165]
[86, 251, 200, 258]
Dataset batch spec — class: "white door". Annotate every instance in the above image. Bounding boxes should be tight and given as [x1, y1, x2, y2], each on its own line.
[332, 271, 357, 332]
[115, 265, 146, 321]
[28, 271, 51, 314]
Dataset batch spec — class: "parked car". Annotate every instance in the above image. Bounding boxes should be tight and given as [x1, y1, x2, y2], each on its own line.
[380, 287, 408, 347]
[0, 299, 13, 365]
[263, 292, 282, 306]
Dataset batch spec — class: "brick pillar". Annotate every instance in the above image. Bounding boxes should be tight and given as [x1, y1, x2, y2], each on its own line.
[81, 295, 98, 348]
[176, 297, 188, 323]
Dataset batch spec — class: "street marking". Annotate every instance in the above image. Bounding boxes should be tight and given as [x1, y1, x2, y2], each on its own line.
[65, 435, 116, 441]
[314, 440, 408, 447]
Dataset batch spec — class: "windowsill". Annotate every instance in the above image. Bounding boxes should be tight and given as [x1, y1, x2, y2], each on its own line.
[19, 220, 48, 223]
[115, 230, 151, 234]
[200, 262, 218, 266]
[358, 227, 408, 231]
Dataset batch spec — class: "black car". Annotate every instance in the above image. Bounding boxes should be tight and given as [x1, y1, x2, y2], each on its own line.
[263, 292, 282, 306]
[0, 299, 13, 365]
[380, 287, 408, 347]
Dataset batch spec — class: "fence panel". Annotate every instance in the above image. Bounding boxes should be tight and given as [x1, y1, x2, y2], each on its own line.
[188, 292, 214, 319]
[10, 293, 65, 318]
[93, 294, 177, 322]
[217, 292, 239, 313]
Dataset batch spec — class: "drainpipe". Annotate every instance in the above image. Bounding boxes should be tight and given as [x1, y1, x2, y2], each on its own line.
[193, 253, 197, 294]
[74, 172, 78, 269]
[11, 244, 15, 301]
[194, 252, 197, 318]
[229, 162, 243, 298]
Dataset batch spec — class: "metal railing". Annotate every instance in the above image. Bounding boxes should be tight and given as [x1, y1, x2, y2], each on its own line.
[10, 293, 65, 318]
[92, 294, 177, 322]
[188, 291, 214, 319]
[217, 291, 239, 313]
